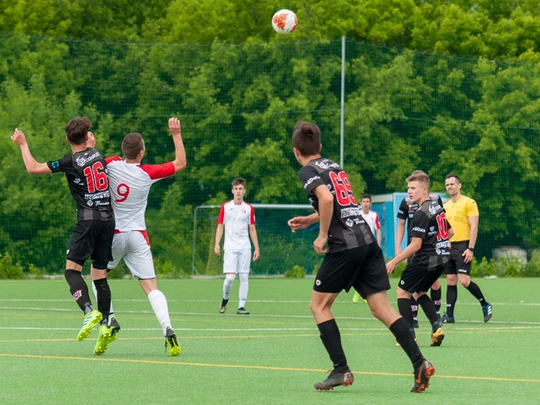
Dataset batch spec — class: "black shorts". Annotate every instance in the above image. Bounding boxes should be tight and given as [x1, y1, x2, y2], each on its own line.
[399, 261, 447, 294]
[444, 241, 471, 276]
[66, 220, 115, 269]
[313, 242, 390, 297]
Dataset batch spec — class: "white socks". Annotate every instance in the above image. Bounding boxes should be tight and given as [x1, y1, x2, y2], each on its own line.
[148, 289, 172, 335]
[238, 273, 249, 309]
[223, 273, 236, 300]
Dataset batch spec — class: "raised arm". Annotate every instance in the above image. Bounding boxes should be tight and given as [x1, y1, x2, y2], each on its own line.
[11, 129, 52, 175]
[168, 117, 187, 173]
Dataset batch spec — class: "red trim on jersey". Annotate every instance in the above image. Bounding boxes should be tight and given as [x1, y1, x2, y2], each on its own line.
[217, 203, 226, 225]
[138, 162, 175, 180]
[245, 202, 256, 225]
[374, 212, 381, 230]
[105, 156, 123, 164]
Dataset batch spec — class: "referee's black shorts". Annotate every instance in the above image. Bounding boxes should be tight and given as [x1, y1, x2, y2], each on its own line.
[313, 242, 390, 297]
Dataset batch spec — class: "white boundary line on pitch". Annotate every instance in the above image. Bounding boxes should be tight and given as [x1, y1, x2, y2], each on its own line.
[1, 325, 540, 333]
[1, 298, 540, 306]
[2, 305, 540, 325]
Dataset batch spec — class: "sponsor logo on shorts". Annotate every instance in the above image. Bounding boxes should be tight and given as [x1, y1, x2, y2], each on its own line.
[316, 279, 321, 286]
[458, 268, 468, 273]
[72, 290, 82, 301]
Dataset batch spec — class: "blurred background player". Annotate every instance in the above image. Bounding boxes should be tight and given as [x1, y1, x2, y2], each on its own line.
[387, 170, 453, 347]
[11, 118, 115, 353]
[97, 117, 186, 356]
[289, 122, 435, 393]
[396, 194, 444, 327]
[215, 178, 260, 315]
[352, 194, 381, 304]
[442, 174, 492, 323]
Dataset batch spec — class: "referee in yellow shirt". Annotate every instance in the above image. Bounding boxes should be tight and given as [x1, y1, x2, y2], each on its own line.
[442, 174, 492, 323]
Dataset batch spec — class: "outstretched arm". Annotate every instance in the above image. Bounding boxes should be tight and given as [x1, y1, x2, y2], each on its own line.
[168, 117, 187, 173]
[11, 129, 51, 175]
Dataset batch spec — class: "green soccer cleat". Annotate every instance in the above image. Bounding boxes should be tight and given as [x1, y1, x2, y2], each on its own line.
[77, 310, 102, 341]
[314, 370, 354, 391]
[94, 324, 113, 356]
[165, 327, 181, 356]
[107, 317, 121, 343]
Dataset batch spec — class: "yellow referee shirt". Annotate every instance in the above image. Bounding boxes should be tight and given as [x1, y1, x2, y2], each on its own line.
[444, 196, 479, 242]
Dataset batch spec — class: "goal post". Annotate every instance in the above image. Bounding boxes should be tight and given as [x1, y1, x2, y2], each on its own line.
[191, 204, 323, 276]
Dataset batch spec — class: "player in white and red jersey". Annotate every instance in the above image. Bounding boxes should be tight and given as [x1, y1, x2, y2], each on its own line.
[214, 178, 260, 315]
[97, 117, 186, 355]
[352, 194, 382, 303]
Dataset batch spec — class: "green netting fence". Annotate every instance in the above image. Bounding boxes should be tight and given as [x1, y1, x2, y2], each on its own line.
[0, 34, 538, 275]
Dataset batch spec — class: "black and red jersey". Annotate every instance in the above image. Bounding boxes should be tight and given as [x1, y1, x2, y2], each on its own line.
[47, 148, 114, 222]
[408, 199, 452, 269]
[397, 193, 443, 244]
[299, 158, 375, 253]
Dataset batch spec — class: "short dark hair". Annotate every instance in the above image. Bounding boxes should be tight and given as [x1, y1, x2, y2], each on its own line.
[445, 173, 461, 184]
[65, 117, 91, 145]
[292, 121, 321, 156]
[232, 178, 245, 188]
[361, 194, 372, 201]
[122, 133, 144, 159]
[406, 170, 430, 187]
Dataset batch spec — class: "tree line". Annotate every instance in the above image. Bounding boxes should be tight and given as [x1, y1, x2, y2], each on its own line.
[0, 0, 539, 273]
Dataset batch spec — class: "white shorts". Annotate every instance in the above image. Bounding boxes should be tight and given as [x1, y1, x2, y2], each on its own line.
[108, 230, 155, 279]
[223, 249, 251, 274]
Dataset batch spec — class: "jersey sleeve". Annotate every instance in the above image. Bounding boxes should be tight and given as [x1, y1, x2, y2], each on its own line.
[299, 166, 324, 195]
[217, 203, 226, 225]
[397, 198, 408, 220]
[465, 198, 479, 217]
[249, 204, 256, 225]
[374, 212, 381, 230]
[139, 162, 176, 180]
[105, 156, 122, 165]
[46, 154, 72, 173]
[409, 211, 429, 239]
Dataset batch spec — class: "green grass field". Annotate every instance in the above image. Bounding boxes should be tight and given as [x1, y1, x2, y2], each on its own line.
[1, 277, 539, 405]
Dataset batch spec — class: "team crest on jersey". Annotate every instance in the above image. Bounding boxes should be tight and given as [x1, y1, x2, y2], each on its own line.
[242, 208, 246, 214]
[429, 205, 437, 214]
[87, 200, 94, 206]
[72, 290, 82, 301]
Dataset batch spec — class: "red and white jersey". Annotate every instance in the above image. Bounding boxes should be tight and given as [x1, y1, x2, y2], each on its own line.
[361, 209, 381, 236]
[105, 156, 175, 231]
[218, 200, 255, 251]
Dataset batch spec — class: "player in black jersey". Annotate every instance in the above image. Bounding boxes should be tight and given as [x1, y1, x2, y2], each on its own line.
[387, 171, 454, 348]
[11, 117, 116, 355]
[288, 121, 435, 393]
[396, 194, 444, 327]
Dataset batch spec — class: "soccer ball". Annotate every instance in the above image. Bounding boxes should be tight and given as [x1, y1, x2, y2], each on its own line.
[272, 9, 298, 34]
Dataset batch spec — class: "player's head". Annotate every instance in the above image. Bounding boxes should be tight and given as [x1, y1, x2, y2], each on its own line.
[445, 173, 462, 196]
[122, 133, 145, 160]
[65, 117, 91, 145]
[406, 170, 430, 203]
[292, 121, 321, 161]
[231, 178, 246, 201]
[361, 194, 372, 212]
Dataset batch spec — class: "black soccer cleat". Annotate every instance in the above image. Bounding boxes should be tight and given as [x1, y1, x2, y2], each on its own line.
[482, 303, 493, 323]
[441, 313, 455, 324]
[219, 298, 228, 314]
[236, 307, 250, 315]
[411, 359, 435, 393]
[314, 370, 354, 391]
